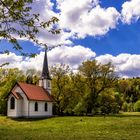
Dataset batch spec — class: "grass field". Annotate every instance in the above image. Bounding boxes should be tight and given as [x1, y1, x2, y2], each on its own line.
[0, 113, 140, 140]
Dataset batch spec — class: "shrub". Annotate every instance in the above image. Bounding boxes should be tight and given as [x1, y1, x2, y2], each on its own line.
[122, 102, 128, 112]
[134, 100, 140, 112]
[100, 93, 119, 114]
[127, 102, 134, 112]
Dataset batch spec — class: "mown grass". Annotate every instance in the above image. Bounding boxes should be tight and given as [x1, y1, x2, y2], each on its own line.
[0, 113, 140, 140]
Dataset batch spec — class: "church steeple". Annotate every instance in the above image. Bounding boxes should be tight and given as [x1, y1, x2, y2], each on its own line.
[41, 48, 51, 80]
[39, 48, 51, 94]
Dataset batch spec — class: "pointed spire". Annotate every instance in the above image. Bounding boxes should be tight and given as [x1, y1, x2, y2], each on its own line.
[41, 48, 51, 79]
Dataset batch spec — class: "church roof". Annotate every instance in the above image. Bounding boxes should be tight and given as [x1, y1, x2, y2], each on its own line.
[11, 82, 53, 102]
[41, 48, 51, 80]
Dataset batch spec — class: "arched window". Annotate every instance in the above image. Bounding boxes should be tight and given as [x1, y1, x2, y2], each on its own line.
[10, 97, 15, 109]
[48, 81, 50, 87]
[34, 102, 38, 111]
[44, 102, 48, 112]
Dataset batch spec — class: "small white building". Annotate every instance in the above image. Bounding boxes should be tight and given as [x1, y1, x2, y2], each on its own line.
[7, 49, 53, 118]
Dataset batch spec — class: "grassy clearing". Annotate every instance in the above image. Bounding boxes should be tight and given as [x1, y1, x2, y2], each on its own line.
[0, 113, 140, 140]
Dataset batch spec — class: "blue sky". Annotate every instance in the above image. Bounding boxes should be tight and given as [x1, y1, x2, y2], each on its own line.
[0, 0, 140, 78]
[73, 20, 140, 56]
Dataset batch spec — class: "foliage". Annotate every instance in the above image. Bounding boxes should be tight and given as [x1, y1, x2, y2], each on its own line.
[127, 102, 134, 112]
[134, 100, 140, 112]
[0, 0, 60, 56]
[25, 69, 40, 84]
[99, 91, 120, 114]
[122, 102, 128, 112]
[78, 60, 118, 114]
[51, 64, 72, 115]
[118, 78, 140, 104]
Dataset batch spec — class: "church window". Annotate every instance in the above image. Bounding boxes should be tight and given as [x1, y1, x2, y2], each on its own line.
[35, 102, 38, 111]
[44, 102, 48, 111]
[48, 81, 50, 87]
[10, 97, 15, 109]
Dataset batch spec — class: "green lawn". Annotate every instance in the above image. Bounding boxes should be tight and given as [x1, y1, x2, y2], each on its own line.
[0, 113, 140, 140]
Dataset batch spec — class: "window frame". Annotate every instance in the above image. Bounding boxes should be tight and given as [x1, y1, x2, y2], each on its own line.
[10, 96, 15, 109]
[34, 102, 38, 112]
[44, 102, 48, 112]
[48, 81, 50, 88]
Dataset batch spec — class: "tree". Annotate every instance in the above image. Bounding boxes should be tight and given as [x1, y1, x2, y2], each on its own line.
[78, 60, 118, 114]
[118, 78, 140, 107]
[134, 100, 140, 112]
[51, 64, 72, 115]
[0, 0, 60, 56]
[25, 69, 40, 84]
[99, 90, 120, 115]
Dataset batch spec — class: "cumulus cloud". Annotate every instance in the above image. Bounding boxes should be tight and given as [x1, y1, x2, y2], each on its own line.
[0, 45, 96, 71]
[1, 51, 140, 78]
[0, 53, 22, 66]
[1, 0, 72, 47]
[57, 0, 120, 38]
[96, 53, 140, 78]
[1, 0, 122, 47]
[48, 45, 96, 69]
[121, 0, 140, 24]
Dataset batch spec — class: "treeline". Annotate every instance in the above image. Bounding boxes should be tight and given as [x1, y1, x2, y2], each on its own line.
[0, 60, 140, 115]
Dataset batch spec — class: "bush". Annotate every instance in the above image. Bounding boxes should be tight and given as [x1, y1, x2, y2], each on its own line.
[122, 102, 128, 112]
[127, 102, 134, 112]
[100, 93, 119, 114]
[134, 100, 140, 112]
[73, 102, 87, 116]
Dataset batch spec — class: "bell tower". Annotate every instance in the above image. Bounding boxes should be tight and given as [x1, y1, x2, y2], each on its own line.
[39, 48, 51, 94]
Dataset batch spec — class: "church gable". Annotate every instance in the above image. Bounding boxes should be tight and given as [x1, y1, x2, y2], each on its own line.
[9, 84, 27, 100]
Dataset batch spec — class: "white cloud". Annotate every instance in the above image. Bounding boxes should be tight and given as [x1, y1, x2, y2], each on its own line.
[1, 51, 140, 78]
[96, 53, 140, 78]
[1, 0, 72, 47]
[58, 0, 120, 38]
[48, 45, 96, 69]
[1, 0, 122, 47]
[121, 0, 140, 24]
[0, 53, 22, 66]
[0, 45, 96, 71]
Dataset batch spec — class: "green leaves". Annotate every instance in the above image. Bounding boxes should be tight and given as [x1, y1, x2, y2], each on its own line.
[0, 0, 60, 56]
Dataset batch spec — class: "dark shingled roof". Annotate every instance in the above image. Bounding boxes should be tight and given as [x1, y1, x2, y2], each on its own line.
[11, 82, 53, 102]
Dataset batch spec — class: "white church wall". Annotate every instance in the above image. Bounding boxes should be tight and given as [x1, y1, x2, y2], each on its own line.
[16, 99, 23, 117]
[29, 101, 53, 117]
[14, 86, 29, 117]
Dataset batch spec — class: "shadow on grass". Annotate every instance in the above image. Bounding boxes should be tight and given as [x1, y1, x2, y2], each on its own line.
[8, 116, 55, 122]
[7, 113, 140, 122]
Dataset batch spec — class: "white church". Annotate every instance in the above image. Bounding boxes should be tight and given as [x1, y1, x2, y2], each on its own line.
[7, 49, 53, 118]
